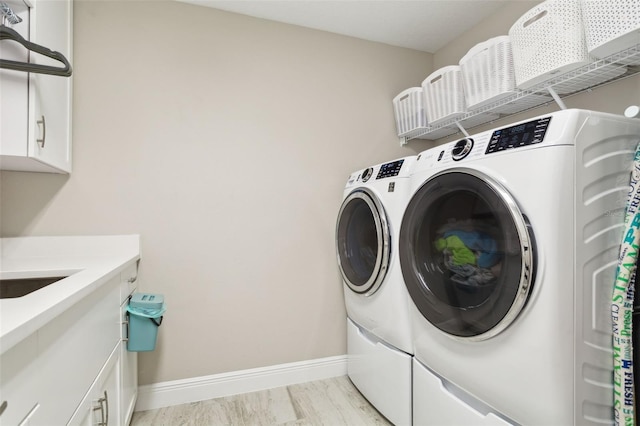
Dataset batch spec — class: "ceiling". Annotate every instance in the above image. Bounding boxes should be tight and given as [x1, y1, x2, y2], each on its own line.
[178, 1, 513, 53]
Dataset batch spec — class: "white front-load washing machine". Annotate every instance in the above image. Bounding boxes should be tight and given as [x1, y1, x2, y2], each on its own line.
[336, 156, 417, 426]
[399, 109, 640, 425]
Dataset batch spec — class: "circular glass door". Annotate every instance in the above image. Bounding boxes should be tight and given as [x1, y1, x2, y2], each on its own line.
[399, 168, 535, 340]
[336, 188, 390, 296]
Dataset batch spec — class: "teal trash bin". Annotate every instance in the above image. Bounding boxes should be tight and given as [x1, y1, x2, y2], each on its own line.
[126, 293, 166, 352]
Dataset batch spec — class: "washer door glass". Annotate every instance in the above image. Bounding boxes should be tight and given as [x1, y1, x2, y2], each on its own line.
[336, 188, 390, 296]
[399, 169, 535, 340]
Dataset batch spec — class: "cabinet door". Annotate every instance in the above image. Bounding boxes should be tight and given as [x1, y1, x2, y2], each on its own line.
[37, 275, 120, 424]
[119, 265, 138, 425]
[68, 344, 122, 426]
[120, 301, 138, 425]
[29, 0, 73, 172]
[0, 0, 30, 160]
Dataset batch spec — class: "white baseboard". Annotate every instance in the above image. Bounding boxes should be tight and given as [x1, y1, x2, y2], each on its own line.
[134, 355, 348, 412]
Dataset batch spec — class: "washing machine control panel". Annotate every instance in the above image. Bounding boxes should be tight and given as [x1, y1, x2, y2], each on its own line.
[486, 116, 552, 154]
[376, 159, 405, 179]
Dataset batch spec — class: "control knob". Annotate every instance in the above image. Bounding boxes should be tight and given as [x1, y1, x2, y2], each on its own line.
[451, 138, 474, 161]
[361, 167, 374, 182]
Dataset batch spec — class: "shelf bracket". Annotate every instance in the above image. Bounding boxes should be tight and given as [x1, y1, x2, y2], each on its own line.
[547, 86, 567, 110]
[454, 121, 470, 138]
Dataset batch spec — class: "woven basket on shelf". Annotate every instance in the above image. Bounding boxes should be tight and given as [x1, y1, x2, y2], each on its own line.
[459, 36, 516, 111]
[392, 87, 429, 137]
[509, 0, 592, 90]
[421, 65, 466, 125]
[580, 0, 640, 64]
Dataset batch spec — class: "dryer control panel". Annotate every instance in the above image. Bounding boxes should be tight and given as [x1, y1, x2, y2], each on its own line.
[486, 116, 552, 154]
[376, 159, 405, 179]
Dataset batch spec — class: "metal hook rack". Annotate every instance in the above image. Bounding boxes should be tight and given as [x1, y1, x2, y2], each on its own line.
[1, 2, 22, 26]
[0, 1, 72, 77]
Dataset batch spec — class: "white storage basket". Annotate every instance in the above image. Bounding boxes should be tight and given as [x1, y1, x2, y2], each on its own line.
[459, 36, 516, 110]
[509, 0, 592, 90]
[392, 87, 428, 137]
[422, 65, 466, 125]
[580, 0, 640, 63]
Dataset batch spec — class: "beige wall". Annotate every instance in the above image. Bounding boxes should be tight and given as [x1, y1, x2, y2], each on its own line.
[433, 1, 539, 70]
[0, 1, 432, 385]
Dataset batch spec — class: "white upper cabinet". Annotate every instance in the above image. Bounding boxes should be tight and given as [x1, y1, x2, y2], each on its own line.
[0, 0, 73, 173]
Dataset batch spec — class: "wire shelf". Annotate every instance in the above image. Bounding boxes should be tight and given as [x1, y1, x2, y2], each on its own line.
[403, 43, 640, 143]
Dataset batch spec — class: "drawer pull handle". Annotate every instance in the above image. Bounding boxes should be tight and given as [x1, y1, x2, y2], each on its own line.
[36, 115, 46, 148]
[93, 390, 109, 425]
[103, 390, 109, 426]
[123, 317, 130, 342]
[123, 312, 130, 342]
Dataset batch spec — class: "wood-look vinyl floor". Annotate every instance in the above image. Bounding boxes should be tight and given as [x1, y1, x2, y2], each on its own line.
[130, 376, 392, 426]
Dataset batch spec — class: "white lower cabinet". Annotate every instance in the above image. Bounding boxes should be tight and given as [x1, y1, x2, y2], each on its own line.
[0, 264, 139, 426]
[37, 274, 120, 424]
[0, 334, 41, 425]
[68, 344, 121, 426]
[120, 265, 138, 425]
[120, 311, 138, 425]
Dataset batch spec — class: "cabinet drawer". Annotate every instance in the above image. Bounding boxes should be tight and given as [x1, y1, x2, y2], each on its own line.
[120, 263, 138, 304]
[0, 334, 40, 425]
[36, 275, 120, 424]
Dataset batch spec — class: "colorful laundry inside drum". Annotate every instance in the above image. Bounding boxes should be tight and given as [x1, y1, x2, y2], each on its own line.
[435, 230, 501, 288]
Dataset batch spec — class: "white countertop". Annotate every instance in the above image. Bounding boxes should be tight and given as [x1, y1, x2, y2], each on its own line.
[0, 235, 140, 355]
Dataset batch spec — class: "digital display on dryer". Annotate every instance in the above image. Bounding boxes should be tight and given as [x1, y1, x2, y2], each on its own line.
[486, 116, 552, 154]
[376, 159, 405, 179]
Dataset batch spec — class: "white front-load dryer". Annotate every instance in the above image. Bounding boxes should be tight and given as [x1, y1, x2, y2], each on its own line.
[336, 156, 416, 426]
[399, 109, 640, 425]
